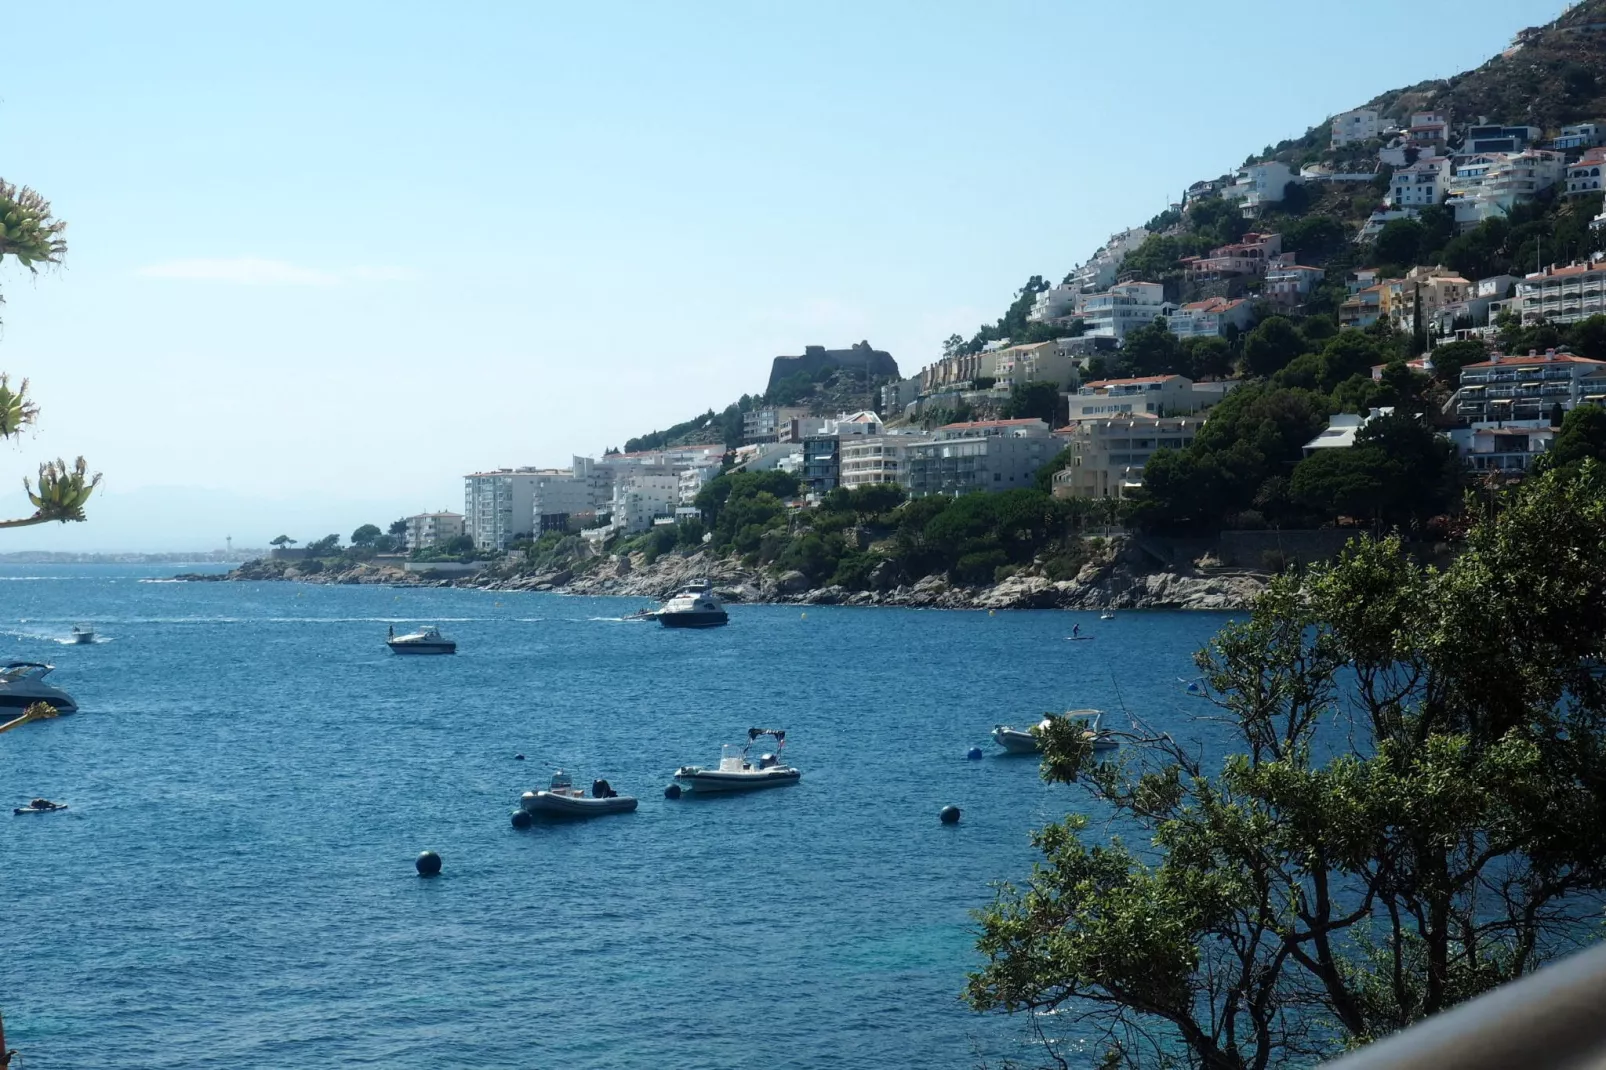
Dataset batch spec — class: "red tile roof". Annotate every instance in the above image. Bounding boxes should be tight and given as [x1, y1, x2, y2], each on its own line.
[1082, 375, 1182, 388]
[1464, 352, 1606, 369]
[1525, 260, 1606, 280]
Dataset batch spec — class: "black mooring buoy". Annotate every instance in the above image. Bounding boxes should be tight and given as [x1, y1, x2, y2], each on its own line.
[664, 783, 683, 800]
[510, 809, 532, 830]
[966, 747, 984, 761]
[940, 805, 962, 825]
[415, 850, 442, 876]
[514, 753, 526, 761]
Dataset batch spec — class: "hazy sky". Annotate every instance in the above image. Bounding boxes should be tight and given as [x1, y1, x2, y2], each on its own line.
[0, 0, 1560, 549]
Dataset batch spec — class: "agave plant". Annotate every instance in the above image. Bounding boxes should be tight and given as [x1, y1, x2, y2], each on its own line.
[0, 181, 68, 272]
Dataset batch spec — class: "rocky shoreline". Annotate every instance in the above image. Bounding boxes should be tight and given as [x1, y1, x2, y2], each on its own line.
[179, 538, 1268, 611]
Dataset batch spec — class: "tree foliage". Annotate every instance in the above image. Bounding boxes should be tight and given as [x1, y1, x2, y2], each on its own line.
[970, 468, 1606, 1068]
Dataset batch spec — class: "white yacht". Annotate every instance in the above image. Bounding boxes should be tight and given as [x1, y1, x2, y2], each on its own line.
[386, 625, 456, 655]
[673, 729, 799, 792]
[992, 709, 1117, 756]
[520, 771, 638, 818]
[69, 623, 96, 645]
[0, 662, 79, 719]
[654, 580, 728, 629]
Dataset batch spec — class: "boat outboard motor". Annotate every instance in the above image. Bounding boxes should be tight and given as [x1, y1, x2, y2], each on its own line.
[591, 779, 614, 799]
[757, 753, 777, 770]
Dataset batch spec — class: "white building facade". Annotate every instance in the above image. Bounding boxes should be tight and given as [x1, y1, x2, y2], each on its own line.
[1330, 108, 1381, 148]
[902, 420, 1055, 497]
[1053, 415, 1205, 499]
[1080, 281, 1173, 342]
[404, 512, 465, 551]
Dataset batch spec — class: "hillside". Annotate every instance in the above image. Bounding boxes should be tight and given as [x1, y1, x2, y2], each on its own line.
[1370, 0, 1606, 129]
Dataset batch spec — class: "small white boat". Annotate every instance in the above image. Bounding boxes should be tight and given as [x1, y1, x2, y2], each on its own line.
[1099, 611, 1115, 621]
[992, 709, 1118, 756]
[386, 625, 456, 655]
[69, 623, 96, 645]
[673, 729, 799, 792]
[520, 771, 637, 818]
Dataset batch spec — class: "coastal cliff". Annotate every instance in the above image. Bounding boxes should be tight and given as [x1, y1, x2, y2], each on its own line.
[176, 557, 439, 586]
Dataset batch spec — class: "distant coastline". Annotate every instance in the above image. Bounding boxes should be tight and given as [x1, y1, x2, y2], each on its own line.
[0, 550, 258, 565]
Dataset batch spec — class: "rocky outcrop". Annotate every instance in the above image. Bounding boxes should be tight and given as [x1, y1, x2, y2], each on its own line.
[184, 538, 1269, 610]
[176, 557, 437, 586]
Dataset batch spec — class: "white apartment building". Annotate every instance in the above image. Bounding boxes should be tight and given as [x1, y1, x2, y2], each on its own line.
[903, 420, 1056, 497]
[611, 472, 680, 534]
[839, 433, 932, 489]
[1039, 227, 1152, 319]
[1390, 157, 1452, 207]
[1080, 281, 1174, 342]
[1518, 260, 1606, 325]
[1451, 349, 1606, 424]
[1167, 297, 1254, 338]
[1556, 124, 1602, 151]
[404, 511, 465, 551]
[1029, 283, 1084, 324]
[1224, 161, 1298, 213]
[464, 469, 545, 551]
[1566, 147, 1606, 198]
[1053, 415, 1205, 499]
[677, 463, 719, 506]
[1264, 265, 1327, 306]
[1446, 151, 1566, 229]
[1066, 375, 1231, 421]
[1330, 108, 1381, 148]
[742, 406, 809, 444]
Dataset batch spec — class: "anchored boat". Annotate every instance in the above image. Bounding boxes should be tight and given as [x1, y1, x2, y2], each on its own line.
[0, 662, 78, 719]
[673, 728, 799, 792]
[992, 709, 1118, 756]
[520, 771, 638, 818]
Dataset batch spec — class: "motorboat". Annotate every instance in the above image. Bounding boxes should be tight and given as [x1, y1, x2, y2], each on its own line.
[673, 728, 799, 792]
[0, 662, 78, 718]
[69, 623, 96, 644]
[1099, 611, 1116, 621]
[655, 580, 728, 629]
[14, 798, 67, 816]
[520, 771, 638, 818]
[386, 625, 456, 655]
[621, 607, 657, 622]
[992, 709, 1118, 756]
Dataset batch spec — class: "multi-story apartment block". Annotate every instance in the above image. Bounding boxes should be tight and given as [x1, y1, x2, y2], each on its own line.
[1223, 162, 1298, 213]
[1446, 151, 1566, 229]
[463, 469, 542, 551]
[1390, 157, 1452, 207]
[839, 433, 932, 489]
[1566, 147, 1606, 197]
[903, 419, 1055, 497]
[1330, 108, 1381, 149]
[989, 341, 1080, 388]
[1052, 415, 1205, 499]
[1080, 281, 1174, 342]
[1029, 283, 1084, 324]
[610, 472, 680, 534]
[1518, 260, 1606, 325]
[742, 406, 810, 444]
[1407, 111, 1451, 148]
[1451, 349, 1606, 424]
[1037, 228, 1152, 320]
[801, 436, 841, 496]
[879, 375, 922, 417]
[404, 511, 465, 551]
[1065, 375, 1231, 420]
[1168, 297, 1255, 336]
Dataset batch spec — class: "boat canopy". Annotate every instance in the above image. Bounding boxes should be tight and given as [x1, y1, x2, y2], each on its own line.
[0, 662, 54, 681]
[747, 727, 786, 744]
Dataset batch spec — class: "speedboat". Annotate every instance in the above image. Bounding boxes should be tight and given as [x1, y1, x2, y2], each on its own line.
[992, 709, 1117, 756]
[655, 580, 728, 629]
[386, 625, 456, 655]
[69, 623, 96, 644]
[1099, 611, 1115, 621]
[14, 798, 67, 815]
[673, 728, 799, 792]
[520, 771, 638, 818]
[0, 662, 78, 718]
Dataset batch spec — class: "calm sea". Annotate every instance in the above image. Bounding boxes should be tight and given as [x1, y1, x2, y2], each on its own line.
[0, 564, 1233, 1069]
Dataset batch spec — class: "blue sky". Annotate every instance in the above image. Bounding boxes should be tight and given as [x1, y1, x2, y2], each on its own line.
[0, 0, 1564, 549]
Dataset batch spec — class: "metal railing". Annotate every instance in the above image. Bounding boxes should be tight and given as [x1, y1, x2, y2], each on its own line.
[1321, 942, 1606, 1069]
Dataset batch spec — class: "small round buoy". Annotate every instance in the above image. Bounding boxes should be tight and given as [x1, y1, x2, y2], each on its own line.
[800, 612, 807, 620]
[966, 747, 984, 761]
[940, 805, 962, 825]
[514, 753, 525, 761]
[415, 850, 442, 877]
[510, 809, 532, 830]
[664, 783, 683, 800]
[988, 609, 995, 616]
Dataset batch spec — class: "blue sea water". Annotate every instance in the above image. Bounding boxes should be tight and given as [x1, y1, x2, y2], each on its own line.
[0, 565, 1235, 1069]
